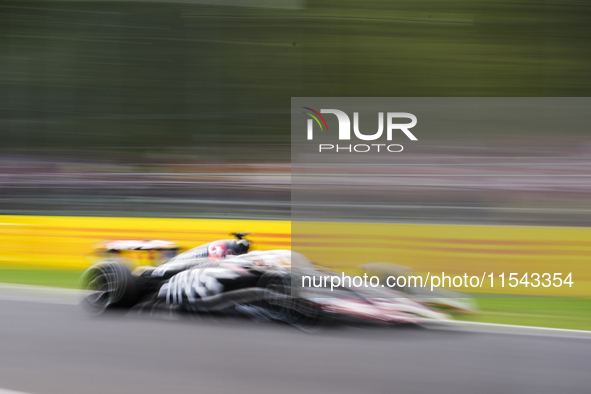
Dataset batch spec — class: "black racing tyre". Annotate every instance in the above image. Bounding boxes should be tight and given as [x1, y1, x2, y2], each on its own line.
[258, 272, 292, 294]
[257, 272, 326, 329]
[256, 272, 293, 320]
[80, 261, 138, 314]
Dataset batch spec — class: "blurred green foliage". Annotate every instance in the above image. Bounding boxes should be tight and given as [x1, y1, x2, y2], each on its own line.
[1, 1, 590, 156]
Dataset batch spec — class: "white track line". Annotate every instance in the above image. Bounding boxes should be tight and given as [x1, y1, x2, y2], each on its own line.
[0, 388, 35, 394]
[428, 319, 591, 339]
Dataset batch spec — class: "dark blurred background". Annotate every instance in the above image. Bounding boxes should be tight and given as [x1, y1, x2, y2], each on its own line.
[1, 0, 591, 220]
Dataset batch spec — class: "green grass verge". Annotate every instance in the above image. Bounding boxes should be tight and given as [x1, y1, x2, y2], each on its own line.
[452, 297, 591, 331]
[1, 268, 590, 330]
[0, 267, 84, 289]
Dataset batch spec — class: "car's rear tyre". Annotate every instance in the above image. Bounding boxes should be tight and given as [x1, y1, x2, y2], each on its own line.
[257, 272, 326, 329]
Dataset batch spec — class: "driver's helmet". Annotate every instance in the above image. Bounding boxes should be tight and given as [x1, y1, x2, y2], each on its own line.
[207, 240, 228, 258]
[207, 239, 251, 258]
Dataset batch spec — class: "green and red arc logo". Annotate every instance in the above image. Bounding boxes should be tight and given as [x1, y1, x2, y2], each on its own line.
[302, 107, 329, 131]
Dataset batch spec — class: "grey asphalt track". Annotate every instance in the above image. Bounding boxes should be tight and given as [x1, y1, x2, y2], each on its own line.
[0, 299, 590, 394]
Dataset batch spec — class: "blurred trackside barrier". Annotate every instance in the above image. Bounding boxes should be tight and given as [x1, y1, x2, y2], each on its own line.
[293, 222, 591, 297]
[0, 216, 590, 296]
[0, 216, 290, 270]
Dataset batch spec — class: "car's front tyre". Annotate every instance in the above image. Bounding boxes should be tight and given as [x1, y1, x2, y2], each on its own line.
[79, 261, 137, 314]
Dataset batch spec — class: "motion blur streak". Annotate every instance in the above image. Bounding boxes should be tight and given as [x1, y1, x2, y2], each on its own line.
[2, 215, 591, 296]
[2, 0, 591, 164]
[294, 221, 591, 297]
[0, 215, 289, 269]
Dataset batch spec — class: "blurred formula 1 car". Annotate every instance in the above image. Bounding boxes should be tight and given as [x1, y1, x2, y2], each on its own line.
[80, 233, 469, 326]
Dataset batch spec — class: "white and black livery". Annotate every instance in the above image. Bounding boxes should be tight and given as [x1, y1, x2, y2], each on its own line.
[80, 233, 474, 326]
